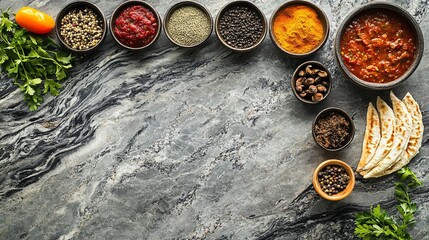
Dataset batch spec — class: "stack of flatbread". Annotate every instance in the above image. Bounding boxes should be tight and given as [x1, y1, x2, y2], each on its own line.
[357, 92, 423, 178]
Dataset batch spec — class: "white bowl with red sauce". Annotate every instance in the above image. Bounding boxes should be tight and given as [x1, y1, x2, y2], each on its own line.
[334, 2, 424, 90]
[110, 0, 162, 50]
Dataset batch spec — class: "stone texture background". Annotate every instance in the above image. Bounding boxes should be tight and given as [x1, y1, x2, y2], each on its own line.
[0, 0, 428, 239]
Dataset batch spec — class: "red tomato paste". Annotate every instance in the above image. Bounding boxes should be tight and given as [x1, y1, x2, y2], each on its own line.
[114, 5, 158, 48]
[340, 9, 417, 83]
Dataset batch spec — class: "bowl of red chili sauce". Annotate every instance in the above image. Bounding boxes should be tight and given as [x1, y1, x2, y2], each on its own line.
[334, 2, 424, 90]
[110, 0, 161, 50]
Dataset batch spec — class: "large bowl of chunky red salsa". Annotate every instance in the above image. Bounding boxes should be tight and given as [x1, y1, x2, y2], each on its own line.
[334, 3, 424, 90]
[110, 0, 161, 50]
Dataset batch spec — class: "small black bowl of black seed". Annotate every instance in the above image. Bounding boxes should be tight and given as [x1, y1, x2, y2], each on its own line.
[215, 1, 267, 52]
[312, 108, 355, 151]
[56, 1, 107, 54]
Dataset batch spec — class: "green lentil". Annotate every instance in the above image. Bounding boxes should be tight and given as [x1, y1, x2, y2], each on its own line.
[167, 6, 211, 46]
[60, 8, 103, 50]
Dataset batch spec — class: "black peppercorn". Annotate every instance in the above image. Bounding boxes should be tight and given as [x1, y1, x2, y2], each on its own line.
[317, 165, 350, 195]
[218, 5, 263, 49]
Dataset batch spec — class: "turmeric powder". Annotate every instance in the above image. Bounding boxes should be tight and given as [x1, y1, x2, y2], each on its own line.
[273, 5, 324, 54]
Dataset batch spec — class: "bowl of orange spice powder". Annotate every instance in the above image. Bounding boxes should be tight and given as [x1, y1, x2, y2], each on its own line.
[270, 0, 329, 57]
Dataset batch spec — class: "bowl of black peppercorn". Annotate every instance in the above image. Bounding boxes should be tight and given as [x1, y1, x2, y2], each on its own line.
[56, 1, 107, 54]
[313, 159, 355, 201]
[215, 1, 267, 52]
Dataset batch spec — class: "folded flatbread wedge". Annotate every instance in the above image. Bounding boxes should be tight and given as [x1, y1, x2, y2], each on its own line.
[364, 92, 412, 178]
[360, 97, 395, 175]
[375, 93, 423, 177]
[357, 103, 381, 172]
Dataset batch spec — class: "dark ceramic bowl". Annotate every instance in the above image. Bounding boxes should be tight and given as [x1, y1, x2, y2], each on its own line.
[313, 159, 355, 201]
[270, 0, 329, 57]
[312, 107, 355, 151]
[215, 1, 267, 52]
[164, 1, 213, 48]
[110, 0, 162, 50]
[334, 2, 424, 90]
[291, 61, 332, 104]
[56, 1, 107, 54]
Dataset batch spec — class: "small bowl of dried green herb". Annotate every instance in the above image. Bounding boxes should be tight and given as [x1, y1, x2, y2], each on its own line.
[312, 108, 355, 151]
[215, 1, 267, 52]
[164, 1, 213, 48]
[56, 1, 107, 54]
[313, 159, 355, 201]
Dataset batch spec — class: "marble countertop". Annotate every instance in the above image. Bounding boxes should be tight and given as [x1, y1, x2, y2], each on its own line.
[1, 0, 428, 239]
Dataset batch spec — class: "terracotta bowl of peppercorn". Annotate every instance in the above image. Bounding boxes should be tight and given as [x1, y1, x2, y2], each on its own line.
[56, 1, 107, 54]
[270, 0, 329, 57]
[110, 0, 162, 50]
[312, 107, 355, 151]
[291, 61, 331, 104]
[313, 159, 355, 201]
[215, 1, 267, 52]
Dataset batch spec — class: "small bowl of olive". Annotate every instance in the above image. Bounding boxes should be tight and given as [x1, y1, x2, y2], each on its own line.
[291, 61, 332, 104]
[313, 159, 355, 201]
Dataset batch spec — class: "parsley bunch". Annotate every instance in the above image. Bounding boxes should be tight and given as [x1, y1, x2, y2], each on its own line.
[355, 167, 423, 240]
[0, 10, 72, 111]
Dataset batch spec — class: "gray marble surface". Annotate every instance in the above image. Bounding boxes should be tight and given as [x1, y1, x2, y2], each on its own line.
[1, 0, 429, 239]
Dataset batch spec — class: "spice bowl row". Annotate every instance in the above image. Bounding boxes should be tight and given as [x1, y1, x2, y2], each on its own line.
[55, 0, 330, 55]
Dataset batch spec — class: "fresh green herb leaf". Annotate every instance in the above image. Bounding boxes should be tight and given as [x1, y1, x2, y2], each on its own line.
[28, 78, 42, 85]
[55, 65, 67, 80]
[355, 168, 422, 240]
[54, 51, 73, 65]
[44, 79, 61, 96]
[0, 11, 13, 32]
[0, 49, 8, 64]
[398, 167, 422, 188]
[0, 9, 73, 111]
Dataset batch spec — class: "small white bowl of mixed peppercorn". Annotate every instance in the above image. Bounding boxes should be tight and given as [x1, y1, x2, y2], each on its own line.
[313, 159, 355, 201]
[56, 1, 107, 54]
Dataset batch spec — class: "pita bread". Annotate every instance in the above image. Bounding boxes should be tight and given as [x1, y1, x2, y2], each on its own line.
[360, 97, 395, 174]
[364, 92, 412, 178]
[357, 103, 381, 172]
[375, 93, 423, 176]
